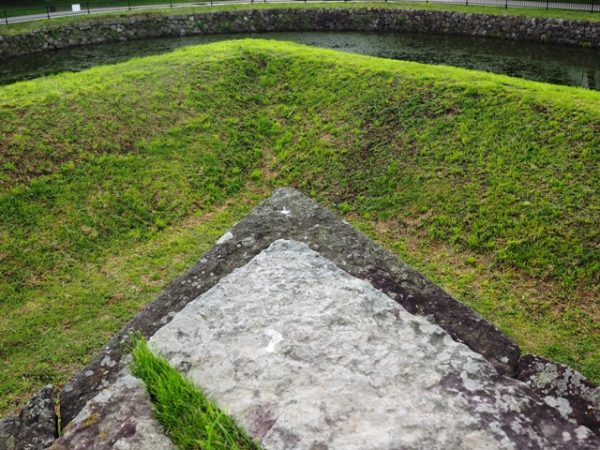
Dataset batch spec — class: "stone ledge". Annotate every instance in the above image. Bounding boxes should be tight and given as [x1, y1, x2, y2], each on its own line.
[59, 187, 521, 428]
[52, 239, 600, 449]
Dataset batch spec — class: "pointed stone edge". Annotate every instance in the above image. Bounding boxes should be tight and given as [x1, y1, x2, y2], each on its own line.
[42, 187, 595, 434]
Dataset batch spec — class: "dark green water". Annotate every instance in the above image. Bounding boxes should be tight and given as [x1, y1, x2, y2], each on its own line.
[2, 31, 600, 89]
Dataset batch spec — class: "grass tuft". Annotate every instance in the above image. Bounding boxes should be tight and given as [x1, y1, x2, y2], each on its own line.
[130, 337, 261, 450]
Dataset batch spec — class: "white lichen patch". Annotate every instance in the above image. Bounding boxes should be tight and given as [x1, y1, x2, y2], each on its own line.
[216, 231, 234, 245]
[544, 395, 574, 418]
[575, 426, 592, 441]
[263, 329, 283, 353]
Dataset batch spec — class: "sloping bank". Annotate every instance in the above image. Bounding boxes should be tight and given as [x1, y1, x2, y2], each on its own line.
[0, 39, 598, 419]
[2, 6, 600, 58]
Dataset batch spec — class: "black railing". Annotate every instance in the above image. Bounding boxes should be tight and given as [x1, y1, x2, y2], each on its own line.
[0, 0, 598, 25]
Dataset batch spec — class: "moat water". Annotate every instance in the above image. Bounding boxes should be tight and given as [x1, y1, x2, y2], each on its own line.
[2, 31, 600, 89]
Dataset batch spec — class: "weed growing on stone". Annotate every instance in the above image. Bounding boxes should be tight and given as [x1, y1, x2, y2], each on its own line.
[131, 337, 261, 450]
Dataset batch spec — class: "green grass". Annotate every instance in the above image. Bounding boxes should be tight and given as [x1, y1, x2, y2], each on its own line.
[131, 337, 261, 450]
[0, 39, 598, 415]
[1, 1, 600, 36]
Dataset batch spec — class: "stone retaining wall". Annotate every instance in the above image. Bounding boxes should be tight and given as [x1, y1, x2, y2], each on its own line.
[1, 7, 600, 59]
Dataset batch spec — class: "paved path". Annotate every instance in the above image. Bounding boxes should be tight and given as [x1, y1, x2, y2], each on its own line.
[1, 0, 597, 26]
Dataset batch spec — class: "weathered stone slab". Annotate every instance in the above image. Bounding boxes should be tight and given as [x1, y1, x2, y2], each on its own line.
[147, 240, 597, 449]
[518, 354, 600, 435]
[0, 385, 57, 450]
[50, 367, 175, 450]
[59, 188, 520, 428]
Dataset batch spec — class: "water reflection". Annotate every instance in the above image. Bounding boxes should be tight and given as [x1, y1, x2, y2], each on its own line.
[1, 31, 599, 90]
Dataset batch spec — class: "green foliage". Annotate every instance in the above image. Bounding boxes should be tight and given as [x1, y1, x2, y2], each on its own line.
[131, 337, 261, 450]
[0, 40, 598, 414]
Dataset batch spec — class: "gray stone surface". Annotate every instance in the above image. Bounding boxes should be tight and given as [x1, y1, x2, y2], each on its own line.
[49, 238, 599, 449]
[50, 368, 175, 450]
[146, 239, 597, 450]
[518, 354, 600, 435]
[58, 187, 520, 428]
[0, 385, 57, 450]
[2, 8, 600, 59]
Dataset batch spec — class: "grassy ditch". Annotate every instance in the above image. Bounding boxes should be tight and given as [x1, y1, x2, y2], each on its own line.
[1, 1, 600, 36]
[0, 39, 598, 414]
[131, 337, 261, 449]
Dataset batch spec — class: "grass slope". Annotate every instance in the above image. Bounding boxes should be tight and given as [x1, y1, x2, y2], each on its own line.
[0, 39, 598, 414]
[1, 1, 600, 36]
[131, 337, 261, 449]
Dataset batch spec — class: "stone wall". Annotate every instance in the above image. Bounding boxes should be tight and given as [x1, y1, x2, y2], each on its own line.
[2, 7, 600, 59]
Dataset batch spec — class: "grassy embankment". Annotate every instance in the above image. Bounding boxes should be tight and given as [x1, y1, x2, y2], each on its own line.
[131, 337, 261, 449]
[0, 39, 598, 415]
[1, 1, 600, 34]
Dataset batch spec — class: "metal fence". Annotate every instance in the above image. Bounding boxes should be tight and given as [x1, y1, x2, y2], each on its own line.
[1, 0, 598, 25]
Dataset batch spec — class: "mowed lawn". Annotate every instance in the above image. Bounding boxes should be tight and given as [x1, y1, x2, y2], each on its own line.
[0, 39, 598, 414]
